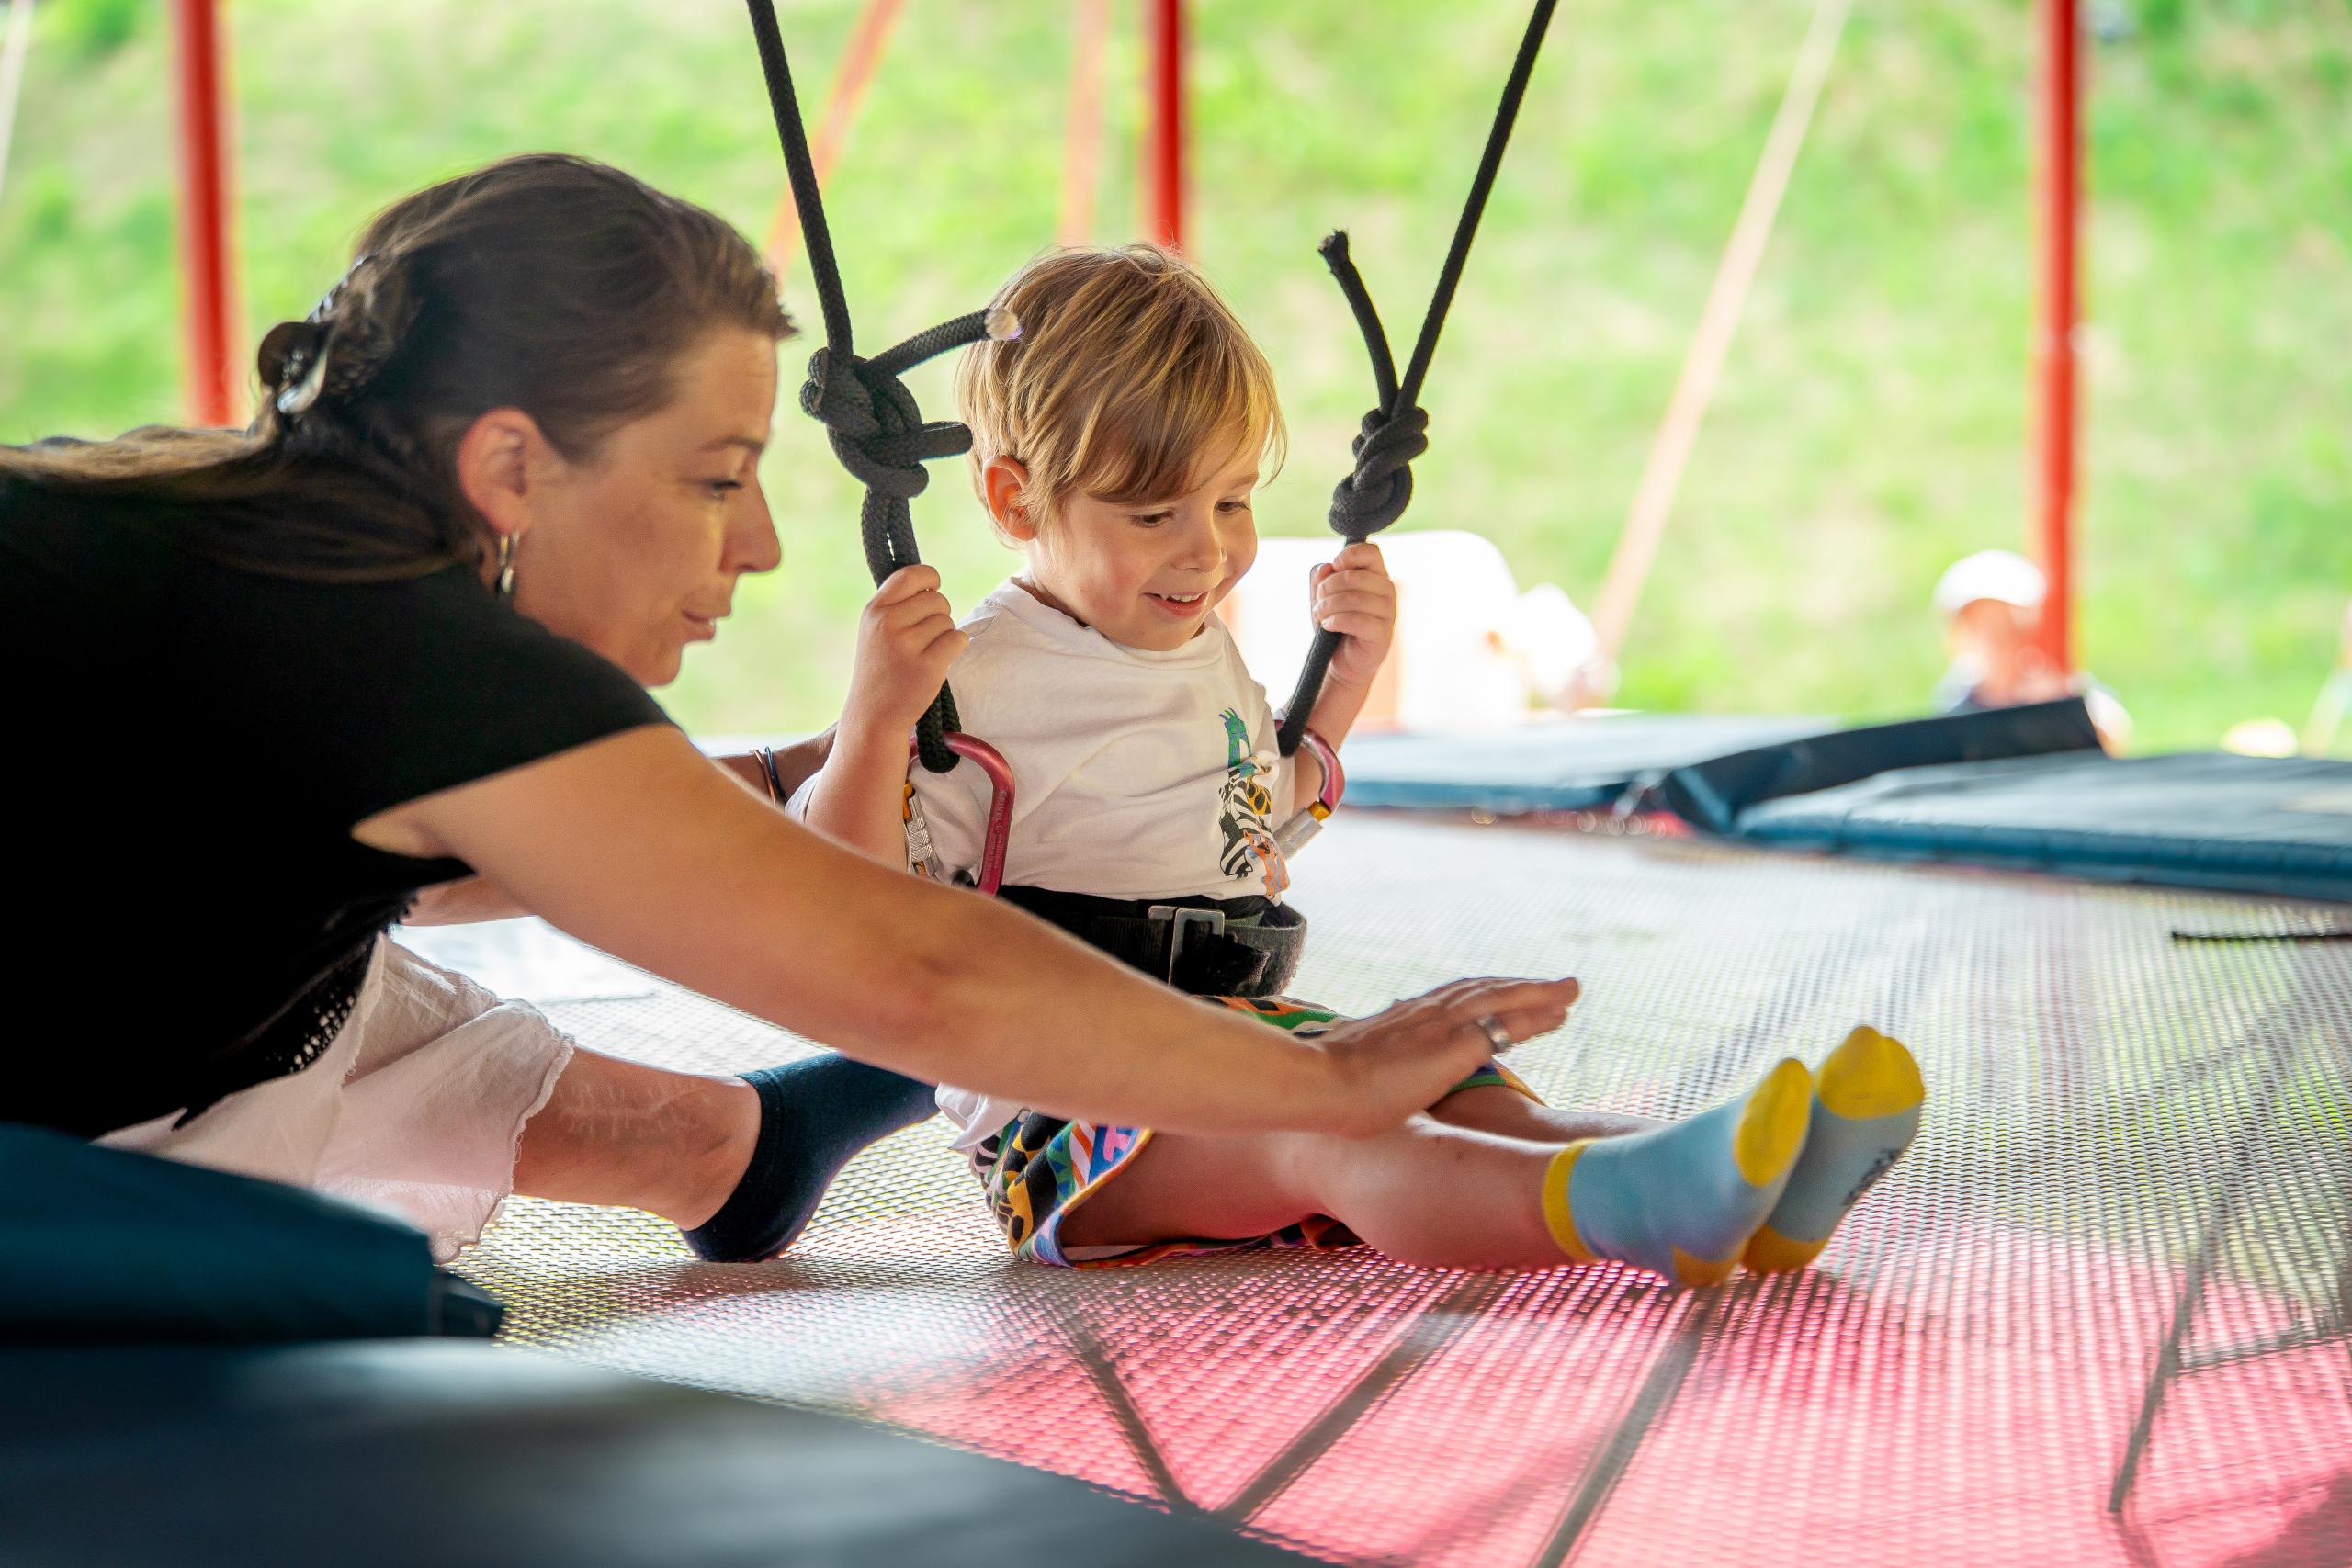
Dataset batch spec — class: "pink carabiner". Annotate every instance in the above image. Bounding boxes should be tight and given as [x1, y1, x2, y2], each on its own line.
[1296, 726, 1345, 817]
[911, 732, 1016, 897]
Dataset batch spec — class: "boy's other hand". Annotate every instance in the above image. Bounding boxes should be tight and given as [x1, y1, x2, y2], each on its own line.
[1310, 541, 1396, 689]
[842, 566, 967, 747]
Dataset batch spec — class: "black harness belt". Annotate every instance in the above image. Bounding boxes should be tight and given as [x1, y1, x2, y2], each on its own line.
[998, 886, 1308, 1000]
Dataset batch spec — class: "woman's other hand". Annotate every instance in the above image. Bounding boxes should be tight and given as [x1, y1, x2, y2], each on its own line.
[1306, 976, 1580, 1136]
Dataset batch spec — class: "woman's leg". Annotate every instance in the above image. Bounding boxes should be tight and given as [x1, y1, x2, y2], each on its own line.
[509, 1048, 758, 1228]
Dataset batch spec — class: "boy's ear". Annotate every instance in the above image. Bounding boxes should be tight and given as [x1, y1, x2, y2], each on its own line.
[982, 456, 1039, 542]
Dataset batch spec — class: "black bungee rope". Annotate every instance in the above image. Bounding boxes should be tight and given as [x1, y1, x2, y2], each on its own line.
[744, 0, 1552, 769]
[1274, 0, 1557, 757]
[745, 0, 1009, 774]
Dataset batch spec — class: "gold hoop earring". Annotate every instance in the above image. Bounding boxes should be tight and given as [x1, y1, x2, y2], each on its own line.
[496, 534, 516, 600]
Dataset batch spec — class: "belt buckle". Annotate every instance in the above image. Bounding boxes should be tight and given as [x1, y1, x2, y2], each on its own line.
[1146, 905, 1227, 985]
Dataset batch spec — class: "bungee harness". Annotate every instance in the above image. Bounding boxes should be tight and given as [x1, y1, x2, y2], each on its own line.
[742, 0, 1549, 995]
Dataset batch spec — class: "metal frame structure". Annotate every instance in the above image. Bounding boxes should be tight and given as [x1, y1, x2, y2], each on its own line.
[167, 0, 238, 428]
[157, 0, 2086, 662]
[2033, 0, 2084, 674]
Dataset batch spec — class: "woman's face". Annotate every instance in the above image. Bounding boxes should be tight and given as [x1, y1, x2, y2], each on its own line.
[509, 328, 783, 686]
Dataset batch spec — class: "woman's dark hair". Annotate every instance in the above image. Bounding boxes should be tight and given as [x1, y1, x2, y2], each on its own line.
[2, 153, 793, 580]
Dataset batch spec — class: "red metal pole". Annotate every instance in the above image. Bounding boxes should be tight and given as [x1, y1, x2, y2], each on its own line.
[169, 0, 238, 428]
[1143, 0, 1185, 250]
[2030, 0, 2081, 674]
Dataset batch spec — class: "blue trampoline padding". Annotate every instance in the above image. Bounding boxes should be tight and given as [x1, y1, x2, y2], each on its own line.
[1647, 698, 2103, 832]
[1735, 750, 2352, 903]
[0, 1124, 501, 1345]
[1340, 714, 1833, 813]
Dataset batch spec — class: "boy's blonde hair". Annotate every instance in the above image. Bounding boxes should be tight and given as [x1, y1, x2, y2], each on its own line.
[956, 244, 1285, 529]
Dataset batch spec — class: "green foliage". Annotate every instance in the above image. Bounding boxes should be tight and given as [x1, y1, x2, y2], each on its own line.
[1, 0, 2346, 752]
[40, 0, 148, 66]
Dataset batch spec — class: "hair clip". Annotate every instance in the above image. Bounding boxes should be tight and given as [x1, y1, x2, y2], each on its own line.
[276, 339, 331, 416]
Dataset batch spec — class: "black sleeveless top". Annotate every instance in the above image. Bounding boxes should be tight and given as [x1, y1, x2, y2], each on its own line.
[0, 472, 672, 1136]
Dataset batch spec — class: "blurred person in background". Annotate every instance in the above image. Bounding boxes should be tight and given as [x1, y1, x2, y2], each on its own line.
[1931, 548, 2131, 750]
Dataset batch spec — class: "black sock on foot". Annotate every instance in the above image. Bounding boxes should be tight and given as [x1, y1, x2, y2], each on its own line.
[681, 1056, 935, 1262]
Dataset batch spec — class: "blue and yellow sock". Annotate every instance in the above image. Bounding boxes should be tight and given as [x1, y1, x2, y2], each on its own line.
[1742, 1026, 1924, 1274]
[1541, 1057, 1813, 1287]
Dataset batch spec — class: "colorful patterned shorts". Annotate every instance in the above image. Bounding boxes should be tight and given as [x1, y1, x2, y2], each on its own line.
[968, 994, 1543, 1269]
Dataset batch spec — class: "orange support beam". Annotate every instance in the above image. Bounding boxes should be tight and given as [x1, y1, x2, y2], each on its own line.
[2030, 0, 2082, 674]
[169, 0, 239, 428]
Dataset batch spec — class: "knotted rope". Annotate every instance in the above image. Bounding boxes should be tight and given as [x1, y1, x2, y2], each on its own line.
[1274, 0, 1556, 757]
[746, 0, 1008, 773]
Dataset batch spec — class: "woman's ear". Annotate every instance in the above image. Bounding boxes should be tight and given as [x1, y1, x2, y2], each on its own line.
[454, 407, 560, 546]
[982, 455, 1038, 542]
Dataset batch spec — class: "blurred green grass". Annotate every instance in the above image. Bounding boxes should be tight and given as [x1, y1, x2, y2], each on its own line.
[2, 0, 2345, 750]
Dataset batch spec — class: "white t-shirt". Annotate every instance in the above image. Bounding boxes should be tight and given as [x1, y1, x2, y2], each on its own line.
[809, 581, 1299, 1150]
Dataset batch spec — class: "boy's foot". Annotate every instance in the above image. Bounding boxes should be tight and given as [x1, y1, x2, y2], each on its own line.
[681, 1056, 936, 1263]
[1742, 1026, 1924, 1274]
[1543, 1058, 1814, 1287]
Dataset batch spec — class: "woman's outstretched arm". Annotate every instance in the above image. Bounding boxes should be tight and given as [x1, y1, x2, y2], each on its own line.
[358, 725, 1574, 1138]
[401, 729, 837, 927]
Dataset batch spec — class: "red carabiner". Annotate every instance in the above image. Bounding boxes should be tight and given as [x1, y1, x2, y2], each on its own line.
[910, 732, 1016, 897]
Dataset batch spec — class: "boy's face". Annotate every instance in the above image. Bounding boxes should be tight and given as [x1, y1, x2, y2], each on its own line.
[1022, 444, 1261, 652]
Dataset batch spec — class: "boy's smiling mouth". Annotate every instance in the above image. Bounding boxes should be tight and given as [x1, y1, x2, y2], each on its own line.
[1145, 590, 1209, 615]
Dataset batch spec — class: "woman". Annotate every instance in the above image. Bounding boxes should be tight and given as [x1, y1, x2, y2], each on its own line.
[0, 154, 1573, 1264]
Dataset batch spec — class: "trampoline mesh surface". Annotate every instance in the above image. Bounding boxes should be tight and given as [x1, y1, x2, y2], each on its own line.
[453, 816, 2352, 1567]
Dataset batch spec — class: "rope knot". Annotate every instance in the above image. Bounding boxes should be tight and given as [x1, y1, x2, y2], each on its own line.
[799, 345, 972, 502]
[1327, 402, 1430, 538]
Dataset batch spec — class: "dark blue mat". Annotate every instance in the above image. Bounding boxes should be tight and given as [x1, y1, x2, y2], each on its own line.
[1340, 714, 1832, 813]
[1336, 700, 2351, 902]
[0, 1341, 1287, 1566]
[1644, 699, 2104, 831]
[1736, 750, 2352, 903]
[0, 1125, 499, 1345]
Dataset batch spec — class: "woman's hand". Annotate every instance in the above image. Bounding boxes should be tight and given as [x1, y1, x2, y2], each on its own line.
[1306, 976, 1580, 1136]
[1310, 541, 1397, 691]
[841, 565, 966, 750]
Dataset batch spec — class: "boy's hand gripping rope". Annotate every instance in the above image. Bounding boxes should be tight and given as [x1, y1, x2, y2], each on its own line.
[1274, 0, 1557, 758]
[745, 0, 1012, 775]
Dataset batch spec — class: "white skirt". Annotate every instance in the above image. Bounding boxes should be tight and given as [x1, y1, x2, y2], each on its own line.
[100, 935, 576, 1262]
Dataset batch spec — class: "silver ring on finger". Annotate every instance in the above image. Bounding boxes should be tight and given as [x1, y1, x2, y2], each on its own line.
[1470, 1013, 1513, 1055]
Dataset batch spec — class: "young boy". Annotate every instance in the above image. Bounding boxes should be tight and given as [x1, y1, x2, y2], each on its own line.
[796, 245, 1921, 1280]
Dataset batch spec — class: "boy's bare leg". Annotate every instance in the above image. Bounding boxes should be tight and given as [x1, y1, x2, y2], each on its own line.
[1057, 1116, 1576, 1270]
[1428, 1084, 1660, 1144]
[1057, 1062, 1816, 1281]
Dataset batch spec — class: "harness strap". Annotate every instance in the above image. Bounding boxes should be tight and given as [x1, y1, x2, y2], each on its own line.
[998, 886, 1308, 999]
[1275, 0, 1558, 757]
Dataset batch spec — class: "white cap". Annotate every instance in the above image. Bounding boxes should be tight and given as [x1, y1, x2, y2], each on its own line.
[1933, 549, 2046, 616]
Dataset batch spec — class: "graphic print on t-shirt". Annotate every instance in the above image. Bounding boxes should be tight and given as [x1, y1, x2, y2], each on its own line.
[1216, 708, 1287, 897]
